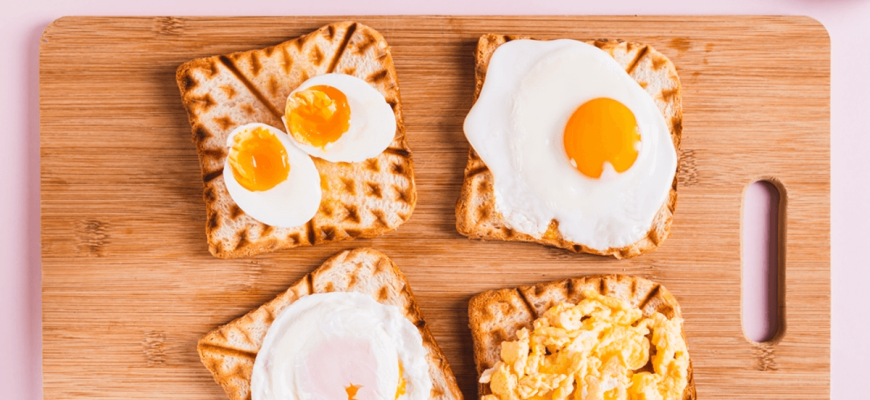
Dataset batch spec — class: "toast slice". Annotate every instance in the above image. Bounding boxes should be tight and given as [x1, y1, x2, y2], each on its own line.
[455, 34, 682, 259]
[177, 22, 416, 259]
[197, 247, 462, 400]
[468, 275, 695, 400]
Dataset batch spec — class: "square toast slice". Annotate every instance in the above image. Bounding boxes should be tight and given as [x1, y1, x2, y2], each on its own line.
[198, 247, 462, 400]
[468, 275, 696, 400]
[177, 22, 416, 259]
[455, 34, 682, 259]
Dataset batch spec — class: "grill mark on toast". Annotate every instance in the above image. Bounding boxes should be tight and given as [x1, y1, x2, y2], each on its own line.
[201, 148, 225, 160]
[324, 282, 335, 292]
[599, 278, 606, 295]
[306, 273, 314, 293]
[259, 223, 273, 238]
[415, 319, 426, 329]
[393, 185, 412, 204]
[229, 204, 243, 219]
[327, 23, 358, 73]
[367, 69, 389, 85]
[203, 169, 222, 183]
[386, 99, 398, 111]
[220, 85, 236, 99]
[235, 230, 250, 251]
[384, 148, 410, 158]
[311, 46, 324, 66]
[390, 162, 405, 175]
[378, 286, 389, 301]
[467, 166, 489, 178]
[268, 76, 279, 97]
[321, 226, 337, 241]
[206, 212, 219, 232]
[341, 178, 356, 195]
[516, 288, 538, 318]
[660, 88, 679, 102]
[354, 34, 376, 54]
[345, 229, 361, 237]
[250, 53, 262, 76]
[281, 46, 293, 74]
[198, 343, 257, 360]
[365, 159, 380, 172]
[214, 116, 234, 130]
[639, 284, 661, 310]
[366, 182, 382, 198]
[288, 233, 301, 245]
[326, 25, 336, 39]
[344, 204, 360, 223]
[306, 219, 317, 245]
[625, 45, 649, 75]
[371, 209, 388, 227]
[342, 67, 356, 75]
[219, 56, 283, 119]
[193, 126, 211, 143]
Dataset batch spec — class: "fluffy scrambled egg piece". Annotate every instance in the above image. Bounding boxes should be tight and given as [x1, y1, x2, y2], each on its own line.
[479, 290, 689, 400]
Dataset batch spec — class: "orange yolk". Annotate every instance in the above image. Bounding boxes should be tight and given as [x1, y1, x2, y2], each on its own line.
[228, 126, 290, 192]
[345, 384, 361, 400]
[285, 85, 351, 148]
[563, 97, 641, 178]
[395, 361, 406, 400]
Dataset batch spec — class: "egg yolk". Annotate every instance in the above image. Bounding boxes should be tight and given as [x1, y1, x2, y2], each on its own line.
[346, 384, 361, 400]
[228, 126, 290, 192]
[396, 361, 406, 400]
[286, 85, 351, 148]
[563, 97, 641, 179]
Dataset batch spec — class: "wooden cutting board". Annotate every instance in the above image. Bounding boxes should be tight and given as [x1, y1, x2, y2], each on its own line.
[40, 16, 830, 399]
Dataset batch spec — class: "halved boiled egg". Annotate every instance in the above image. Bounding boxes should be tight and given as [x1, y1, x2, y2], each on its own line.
[251, 292, 432, 400]
[282, 73, 396, 163]
[223, 123, 321, 228]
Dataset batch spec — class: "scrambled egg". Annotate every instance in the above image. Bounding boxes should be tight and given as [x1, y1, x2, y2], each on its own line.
[480, 291, 689, 400]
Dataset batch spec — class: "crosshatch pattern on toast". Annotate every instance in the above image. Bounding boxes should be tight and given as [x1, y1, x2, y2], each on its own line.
[197, 248, 463, 400]
[455, 34, 682, 259]
[176, 21, 416, 259]
[467, 275, 696, 400]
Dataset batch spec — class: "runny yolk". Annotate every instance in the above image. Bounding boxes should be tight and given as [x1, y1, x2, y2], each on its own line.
[228, 126, 290, 192]
[563, 97, 641, 179]
[285, 85, 351, 149]
[345, 384, 361, 400]
[395, 361, 406, 400]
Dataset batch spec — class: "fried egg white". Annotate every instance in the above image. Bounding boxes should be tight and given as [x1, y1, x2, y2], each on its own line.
[251, 292, 432, 400]
[223, 123, 321, 228]
[282, 73, 396, 163]
[464, 39, 677, 251]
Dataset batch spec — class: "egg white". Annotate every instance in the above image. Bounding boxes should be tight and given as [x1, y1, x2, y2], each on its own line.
[251, 292, 432, 400]
[283, 73, 396, 163]
[223, 123, 321, 228]
[464, 39, 677, 250]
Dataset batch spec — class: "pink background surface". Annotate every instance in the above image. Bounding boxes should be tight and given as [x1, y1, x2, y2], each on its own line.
[3, 0, 866, 398]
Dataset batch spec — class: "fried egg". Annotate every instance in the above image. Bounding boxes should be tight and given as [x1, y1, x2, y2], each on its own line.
[251, 292, 432, 400]
[223, 123, 321, 228]
[464, 39, 677, 251]
[283, 73, 396, 163]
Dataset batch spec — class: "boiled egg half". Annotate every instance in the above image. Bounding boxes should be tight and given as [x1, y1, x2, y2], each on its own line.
[251, 292, 432, 400]
[283, 73, 396, 163]
[222, 123, 321, 228]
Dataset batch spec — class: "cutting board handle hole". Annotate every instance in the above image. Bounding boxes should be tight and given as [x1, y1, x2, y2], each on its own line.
[742, 180, 786, 343]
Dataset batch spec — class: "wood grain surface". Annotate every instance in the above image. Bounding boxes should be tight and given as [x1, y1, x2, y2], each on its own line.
[40, 16, 830, 399]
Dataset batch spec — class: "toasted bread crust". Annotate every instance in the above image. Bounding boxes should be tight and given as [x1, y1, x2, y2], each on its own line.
[198, 247, 462, 400]
[455, 34, 682, 259]
[468, 275, 696, 400]
[177, 22, 416, 259]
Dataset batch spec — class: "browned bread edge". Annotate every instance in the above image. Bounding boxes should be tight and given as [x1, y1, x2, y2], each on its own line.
[176, 22, 417, 259]
[197, 247, 462, 400]
[455, 34, 682, 259]
[468, 274, 696, 400]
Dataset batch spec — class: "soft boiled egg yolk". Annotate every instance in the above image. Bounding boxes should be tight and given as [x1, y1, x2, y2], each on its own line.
[563, 97, 641, 179]
[286, 85, 351, 148]
[228, 126, 290, 192]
